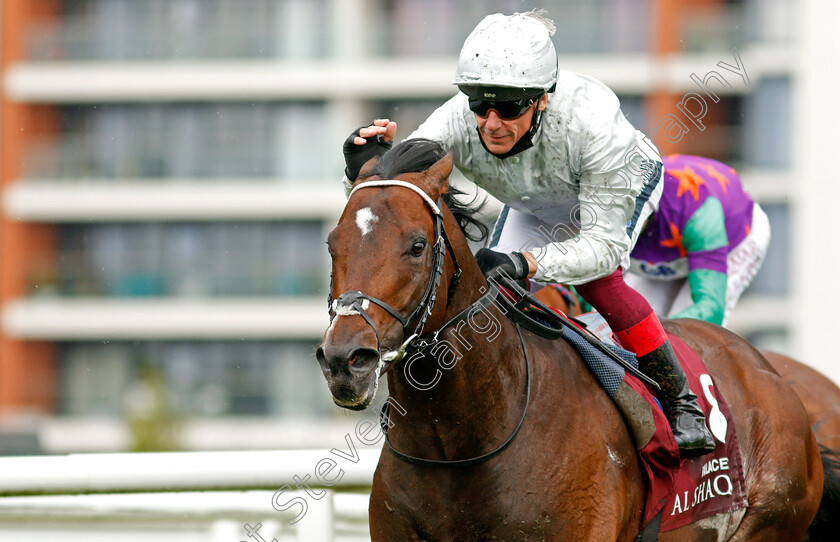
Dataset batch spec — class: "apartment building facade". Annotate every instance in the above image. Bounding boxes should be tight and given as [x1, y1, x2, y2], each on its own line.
[2, 0, 823, 453]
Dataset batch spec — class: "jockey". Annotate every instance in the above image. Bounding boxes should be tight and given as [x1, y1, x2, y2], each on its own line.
[342, 11, 715, 456]
[626, 155, 771, 326]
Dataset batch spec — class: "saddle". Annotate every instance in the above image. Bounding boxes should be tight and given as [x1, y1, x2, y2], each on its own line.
[491, 277, 748, 534]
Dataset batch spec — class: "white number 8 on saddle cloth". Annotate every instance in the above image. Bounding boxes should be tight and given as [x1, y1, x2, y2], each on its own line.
[700, 374, 728, 443]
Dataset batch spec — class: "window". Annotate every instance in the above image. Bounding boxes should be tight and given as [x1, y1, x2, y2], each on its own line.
[50, 222, 327, 298]
[58, 340, 334, 417]
[744, 202, 789, 296]
[744, 77, 791, 169]
[24, 103, 334, 181]
[28, 0, 329, 60]
[381, 0, 653, 56]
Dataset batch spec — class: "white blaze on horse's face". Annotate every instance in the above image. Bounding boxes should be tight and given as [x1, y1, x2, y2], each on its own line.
[355, 207, 379, 236]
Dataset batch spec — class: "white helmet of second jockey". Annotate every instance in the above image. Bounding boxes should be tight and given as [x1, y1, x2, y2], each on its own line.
[452, 10, 558, 102]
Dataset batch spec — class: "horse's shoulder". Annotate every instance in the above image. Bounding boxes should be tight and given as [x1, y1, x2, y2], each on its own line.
[524, 331, 630, 421]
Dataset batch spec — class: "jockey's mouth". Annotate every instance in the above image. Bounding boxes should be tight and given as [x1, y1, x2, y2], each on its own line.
[479, 128, 515, 147]
[483, 131, 512, 143]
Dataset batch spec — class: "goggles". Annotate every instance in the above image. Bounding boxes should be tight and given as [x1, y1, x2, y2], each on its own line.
[468, 94, 541, 119]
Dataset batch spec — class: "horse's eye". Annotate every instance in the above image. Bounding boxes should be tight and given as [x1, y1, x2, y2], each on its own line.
[411, 240, 426, 256]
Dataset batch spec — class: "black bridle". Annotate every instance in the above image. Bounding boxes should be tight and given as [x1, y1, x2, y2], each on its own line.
[328, 179, 532, 468]
[328, 180, 461, 363]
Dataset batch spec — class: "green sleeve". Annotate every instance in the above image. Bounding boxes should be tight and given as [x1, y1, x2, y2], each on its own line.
[673, 197, 728, 325]
[672, 269, 727, 325]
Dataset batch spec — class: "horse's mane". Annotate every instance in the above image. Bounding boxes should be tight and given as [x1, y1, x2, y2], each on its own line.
[362, 138, 488, 242]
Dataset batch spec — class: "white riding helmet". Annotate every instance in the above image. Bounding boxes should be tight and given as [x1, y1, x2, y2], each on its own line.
[453, 11, 558, 101]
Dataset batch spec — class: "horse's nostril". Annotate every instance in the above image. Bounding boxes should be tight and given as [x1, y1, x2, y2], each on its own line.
[319, 342, 379, 377]
[348, 348, 381, 375]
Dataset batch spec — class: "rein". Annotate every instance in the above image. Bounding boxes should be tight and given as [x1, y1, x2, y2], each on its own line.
[492, 275, 660, 390]
[380, 321, 531, 468]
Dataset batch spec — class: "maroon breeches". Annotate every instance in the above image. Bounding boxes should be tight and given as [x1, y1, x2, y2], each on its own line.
[575, 268, 667, 355]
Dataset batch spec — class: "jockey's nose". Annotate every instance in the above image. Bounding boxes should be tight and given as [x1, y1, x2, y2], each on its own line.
[484, 110, 504, 129]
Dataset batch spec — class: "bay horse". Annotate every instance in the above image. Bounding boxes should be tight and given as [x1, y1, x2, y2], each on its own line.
[316, 138, 826, 540]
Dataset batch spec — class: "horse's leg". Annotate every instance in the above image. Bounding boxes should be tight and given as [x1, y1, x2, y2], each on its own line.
[369, 476, 430, 542]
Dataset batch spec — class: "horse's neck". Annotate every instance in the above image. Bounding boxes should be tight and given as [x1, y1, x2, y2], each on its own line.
[386, 310, 525, 459]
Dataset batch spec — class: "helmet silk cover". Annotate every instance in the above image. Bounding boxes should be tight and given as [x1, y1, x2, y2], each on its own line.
[453, 12, 558, 99]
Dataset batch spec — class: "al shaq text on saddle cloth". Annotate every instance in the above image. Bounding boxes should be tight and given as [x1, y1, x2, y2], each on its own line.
[562, 313, 748, 530]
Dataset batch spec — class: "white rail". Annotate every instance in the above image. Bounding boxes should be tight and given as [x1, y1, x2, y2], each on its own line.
[0, 449, 379, 495]
[0, 450, 380, 542]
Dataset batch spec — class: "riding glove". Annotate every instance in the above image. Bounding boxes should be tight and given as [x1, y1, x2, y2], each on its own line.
[475, 248, 530, 281]
[343, 125, 393, 182]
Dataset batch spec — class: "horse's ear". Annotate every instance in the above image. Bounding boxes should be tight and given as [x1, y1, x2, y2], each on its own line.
[420, 151, 453, 198]
[355, 156, 380, 183]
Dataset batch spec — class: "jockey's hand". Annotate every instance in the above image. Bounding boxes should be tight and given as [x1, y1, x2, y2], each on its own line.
[475, 248, 531, 281]
[343, 119, 397, 182]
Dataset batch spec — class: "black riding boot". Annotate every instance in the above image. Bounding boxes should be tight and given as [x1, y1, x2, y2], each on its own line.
[638, 341, 716, 456]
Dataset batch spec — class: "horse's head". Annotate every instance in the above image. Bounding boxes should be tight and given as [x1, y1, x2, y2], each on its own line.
[316, 139, 460, 410]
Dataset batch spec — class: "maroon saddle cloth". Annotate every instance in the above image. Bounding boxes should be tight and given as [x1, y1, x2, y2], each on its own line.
[567, 312, 748, 530]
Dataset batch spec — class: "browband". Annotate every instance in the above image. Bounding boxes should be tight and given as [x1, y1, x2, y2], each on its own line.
[349, 180, 441, 216]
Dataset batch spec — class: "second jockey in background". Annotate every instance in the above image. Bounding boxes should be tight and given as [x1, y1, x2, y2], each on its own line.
[626, 155, 770, 327]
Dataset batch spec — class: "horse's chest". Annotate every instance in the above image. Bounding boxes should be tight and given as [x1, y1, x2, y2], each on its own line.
[370, 468, 573, 541]
[369, 433, 643, 541]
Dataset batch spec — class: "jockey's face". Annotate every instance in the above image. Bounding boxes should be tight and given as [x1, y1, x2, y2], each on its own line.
[475, 94, 548, 154]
